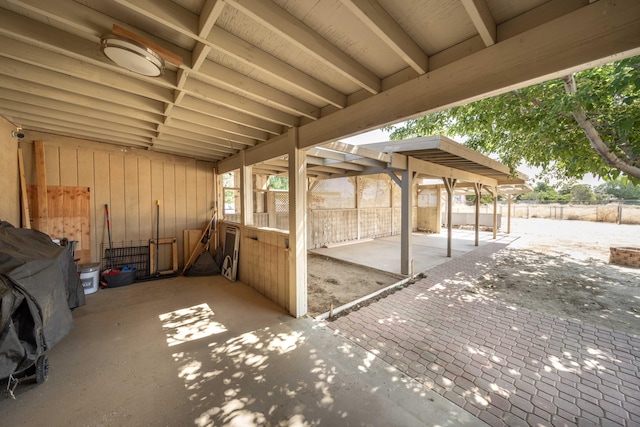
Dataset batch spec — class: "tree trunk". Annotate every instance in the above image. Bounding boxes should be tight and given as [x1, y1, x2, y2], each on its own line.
[562, 75, 640, 180]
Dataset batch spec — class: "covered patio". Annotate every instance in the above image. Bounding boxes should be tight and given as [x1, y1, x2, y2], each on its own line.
[220, 134, 529, 316]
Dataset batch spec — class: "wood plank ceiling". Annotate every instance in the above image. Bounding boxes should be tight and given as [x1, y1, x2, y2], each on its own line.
[1, 0, 639, 165]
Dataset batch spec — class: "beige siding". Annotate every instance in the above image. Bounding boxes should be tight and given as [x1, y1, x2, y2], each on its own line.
[221, 222, 289, 311]
[20, 134, 215, 264]
[0, 117, 20, 225]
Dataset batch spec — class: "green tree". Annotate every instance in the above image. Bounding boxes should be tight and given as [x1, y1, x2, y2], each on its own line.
[385, 56, 640, 182]
[569, 184, 596, 204]
[595, 178, 640, 201]
[519, 182, 561, 203]
[268, 176, 289, 190]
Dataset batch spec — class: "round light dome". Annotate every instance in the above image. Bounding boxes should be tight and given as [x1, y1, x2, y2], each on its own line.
[100, 34, 164, 77]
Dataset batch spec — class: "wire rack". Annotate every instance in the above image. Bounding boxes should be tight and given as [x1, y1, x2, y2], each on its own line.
[101, 241, 150, 279]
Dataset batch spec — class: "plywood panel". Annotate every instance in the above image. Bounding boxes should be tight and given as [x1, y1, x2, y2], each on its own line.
[50, 186, 64, 237]
[26, 185, 91, 263]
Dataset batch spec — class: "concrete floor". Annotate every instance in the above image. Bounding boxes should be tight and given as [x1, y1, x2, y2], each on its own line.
[1, 274, 484, 426]
[311, 229, 518, 276]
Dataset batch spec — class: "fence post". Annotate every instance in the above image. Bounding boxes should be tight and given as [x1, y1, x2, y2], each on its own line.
[618, 203, 622, 225]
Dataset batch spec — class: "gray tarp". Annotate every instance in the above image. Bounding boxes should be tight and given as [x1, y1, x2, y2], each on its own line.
[0, 221, 85, 378]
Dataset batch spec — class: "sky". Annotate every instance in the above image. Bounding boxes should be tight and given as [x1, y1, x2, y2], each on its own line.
[341, 128, 602, 187]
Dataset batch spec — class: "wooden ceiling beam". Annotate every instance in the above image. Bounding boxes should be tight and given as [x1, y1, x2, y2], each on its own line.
[0, 75, 162, 124]
[3, 0, 191, 71]
[179, 95, 283, 135]
[0, 35, 173, 103]
[158, 127, 243, 152]
[152, 138, 227, 157]
[322, 140, 391, 162]
[164, 118, 257, 147]
[226, 0, 381, 94]
[0, 87, 156, 132]
[197, 60, 320, 120]
[342, 0, 428, 74]
[150, 141, 224, 161]
[199, 0, 225, 38]
[183, 78, 300, 127]
[169, 107, 269, 141]
[16, 119, 152, 148]
[112, 0, 197, 40]
[207, 27, 347, 109]
[0, 57, 163, 114]
[461, 0, 497, 47]
[1, 103, 156, 140]
[297, 0, 640, 150]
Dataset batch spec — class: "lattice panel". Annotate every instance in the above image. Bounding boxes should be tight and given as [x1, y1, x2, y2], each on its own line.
[275, 192, 289, 213]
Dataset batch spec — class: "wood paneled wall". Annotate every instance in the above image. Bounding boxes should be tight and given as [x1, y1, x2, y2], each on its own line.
[20, 133, 215, 265]
[219, 222, 290, 311]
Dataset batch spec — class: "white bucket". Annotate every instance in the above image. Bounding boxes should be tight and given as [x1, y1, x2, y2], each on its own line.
[79, 262, 100, 295]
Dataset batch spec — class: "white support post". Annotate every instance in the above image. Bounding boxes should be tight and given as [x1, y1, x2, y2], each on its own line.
[288, 128, 307, 318]
[240, 151, 253, 226]
[400, 169, 414, 275]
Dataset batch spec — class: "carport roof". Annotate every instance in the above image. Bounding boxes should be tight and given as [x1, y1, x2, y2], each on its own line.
[2, 1, 639, 163]
[251, 134, 528, 188]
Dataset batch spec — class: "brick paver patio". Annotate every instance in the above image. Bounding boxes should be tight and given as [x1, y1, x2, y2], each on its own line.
[327, 243, 640, 426]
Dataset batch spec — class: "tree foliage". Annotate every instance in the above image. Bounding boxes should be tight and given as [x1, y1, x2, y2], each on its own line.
[595, 178, 640, 201]
[385, 56, 640, 183]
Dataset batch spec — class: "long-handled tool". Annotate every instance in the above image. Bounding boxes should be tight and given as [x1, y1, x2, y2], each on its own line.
[104, 204, 114, 269]
[154, 200, 160, 277]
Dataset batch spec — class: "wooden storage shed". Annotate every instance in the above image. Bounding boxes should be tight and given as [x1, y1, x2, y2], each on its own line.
[1, 0, 639, 317]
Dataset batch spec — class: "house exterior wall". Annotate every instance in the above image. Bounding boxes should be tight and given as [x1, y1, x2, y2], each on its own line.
[0, 117, 20, 225]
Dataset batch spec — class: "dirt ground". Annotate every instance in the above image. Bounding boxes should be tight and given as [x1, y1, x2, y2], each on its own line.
[308, 218, 640, 336]
[307, 252, 403, 317]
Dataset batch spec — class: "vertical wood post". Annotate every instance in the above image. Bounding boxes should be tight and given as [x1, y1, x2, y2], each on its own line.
[442, 177, 457, 257]
[491, 187, 498, 239]
[400, 169, 414, 275]
[18, 148, 31, 229]
[507, 194, 512, 234]
[34, 141, 48, 234]
[474, 183, 482, 246]
[240, 151, 253, 226]
[288, 128, 307, 318]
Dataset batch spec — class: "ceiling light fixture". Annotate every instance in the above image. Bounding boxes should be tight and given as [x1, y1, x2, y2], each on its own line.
[100, 34, 165, 77]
